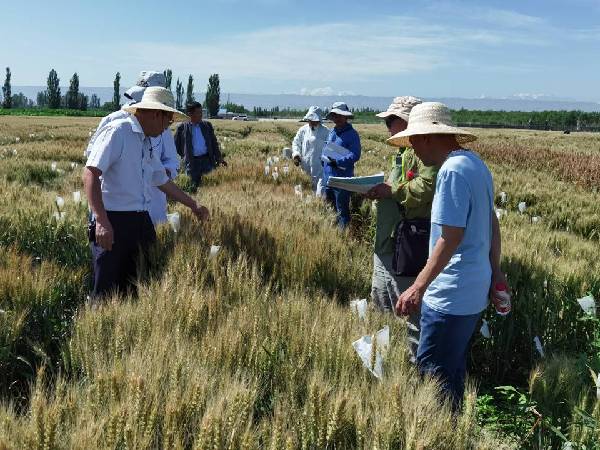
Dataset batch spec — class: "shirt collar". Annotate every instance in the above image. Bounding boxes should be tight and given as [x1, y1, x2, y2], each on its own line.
[334, 123, 352, 134]
[128, 115, 145, 135]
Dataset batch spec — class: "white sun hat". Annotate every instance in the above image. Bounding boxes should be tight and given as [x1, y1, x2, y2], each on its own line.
[376, 96, 423, 121]
[387, 102, 477, 147]
[124, 71, 167, 103]
[302, 106, 325, 122]
[326, 101, 354, 119]
[122, 86, 188, 121]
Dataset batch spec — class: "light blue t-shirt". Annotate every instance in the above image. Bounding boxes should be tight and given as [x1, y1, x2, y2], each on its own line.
[192, 124, 208, 156]
[424, 150, 494, 316]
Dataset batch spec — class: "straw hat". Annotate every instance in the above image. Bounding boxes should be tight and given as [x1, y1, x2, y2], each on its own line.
[387, 102, 476, 147]
[124, 71, 167, 103]
[302, 106, 324, 122]
[123, 87, 188, 121]
[376, 96, 423, 121]
[326, 101, 353, 119]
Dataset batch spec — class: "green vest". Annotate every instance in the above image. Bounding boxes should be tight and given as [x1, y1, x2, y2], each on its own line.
[373, 147, 439, 255]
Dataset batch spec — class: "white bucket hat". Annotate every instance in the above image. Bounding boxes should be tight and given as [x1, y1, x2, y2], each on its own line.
[124, 71, 167, 103]
[376, 96, 423, 121]
[326, 101, 353, 119]
[123, 86, 188, 121]
[387, 102, 477, 147]
[302, 106, 324, 122]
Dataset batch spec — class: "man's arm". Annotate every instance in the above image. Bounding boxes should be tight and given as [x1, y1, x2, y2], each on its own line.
[206, 122, 224, 164]
[83, 166, 114, 251]
[489, 212, 507, 289]
[336, 131, 361, 166]
[395, 225, 464, 316]
[365, 164, 438, 201]
[158, 180, 209, 221]
[174, 124, 185, 158]
[160, 130, 180, 179]
[292, 127, 303, 158]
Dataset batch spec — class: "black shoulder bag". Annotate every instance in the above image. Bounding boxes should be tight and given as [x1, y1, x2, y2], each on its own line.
[392, 205, 431, 276]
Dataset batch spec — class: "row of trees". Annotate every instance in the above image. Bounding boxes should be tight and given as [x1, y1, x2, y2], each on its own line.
[173, 73, 220, 117]
[1, 67, 117, 111]
[451, 109, 600, 131]
[1, 67, 222, 116]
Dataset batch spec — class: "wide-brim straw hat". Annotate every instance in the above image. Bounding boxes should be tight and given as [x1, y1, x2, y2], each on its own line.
[376, 95, 423, 121]
[123, 86, 188, 121]
[326, 101, 354, 119]
[301, 106, 324, 122]
[387, 102, 477, 147]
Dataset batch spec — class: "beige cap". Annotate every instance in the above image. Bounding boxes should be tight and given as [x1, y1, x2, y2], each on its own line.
[376, 96, 423, 121]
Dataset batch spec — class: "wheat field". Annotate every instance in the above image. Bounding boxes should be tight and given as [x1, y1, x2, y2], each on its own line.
[0, 116, 599, 449]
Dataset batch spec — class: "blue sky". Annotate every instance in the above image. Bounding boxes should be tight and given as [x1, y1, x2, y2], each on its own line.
[2, 0, 600, 101]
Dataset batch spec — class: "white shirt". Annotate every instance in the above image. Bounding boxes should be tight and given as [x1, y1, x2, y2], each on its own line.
[149, 130, 179, 224]
[291, 123, 329, 179]
[85, 110, 180, 224]
[86, 115, 169, 212]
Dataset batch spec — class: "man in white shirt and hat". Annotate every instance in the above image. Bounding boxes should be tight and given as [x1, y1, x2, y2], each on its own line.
[292, 106, 329, 194]
[85, 71, 179, 225]
[84, 86, 209, 300]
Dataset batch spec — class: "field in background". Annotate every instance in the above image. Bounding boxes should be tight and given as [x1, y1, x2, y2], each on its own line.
[0, 116, 599, 448]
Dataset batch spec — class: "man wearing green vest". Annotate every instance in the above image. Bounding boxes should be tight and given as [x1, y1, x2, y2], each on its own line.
[365, 96, 439, 361]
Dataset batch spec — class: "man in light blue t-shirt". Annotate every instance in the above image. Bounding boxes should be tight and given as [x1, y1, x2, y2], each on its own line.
[387, 102, 506, 410]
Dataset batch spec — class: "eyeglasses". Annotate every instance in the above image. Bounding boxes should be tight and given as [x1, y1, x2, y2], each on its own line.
[161, 111, 174, 127]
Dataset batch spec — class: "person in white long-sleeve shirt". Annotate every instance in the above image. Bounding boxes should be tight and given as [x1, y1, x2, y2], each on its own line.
[84, 71, 179, 225]
[292, 106, 329, 194]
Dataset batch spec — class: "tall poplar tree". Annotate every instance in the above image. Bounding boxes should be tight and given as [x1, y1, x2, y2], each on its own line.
[205, 74, 220, 118]
[112, 72, 121, 111]
[46, 69, 61, 109]
[2, 67, 11, 109]
[186, 75, 194, 104]
[66, 73, 80, 109]
[175, 79, 184, 110]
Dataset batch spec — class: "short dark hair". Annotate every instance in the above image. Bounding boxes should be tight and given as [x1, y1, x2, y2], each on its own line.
[186, 101, 202, 114]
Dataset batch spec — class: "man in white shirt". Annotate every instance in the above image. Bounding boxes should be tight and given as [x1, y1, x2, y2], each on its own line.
[292, 106, 329, 194]
[85, 71, 179, 225]
[84, 87, 208, 300]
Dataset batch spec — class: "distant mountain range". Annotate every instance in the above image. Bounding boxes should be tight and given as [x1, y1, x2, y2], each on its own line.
[13, 86, 600, 113]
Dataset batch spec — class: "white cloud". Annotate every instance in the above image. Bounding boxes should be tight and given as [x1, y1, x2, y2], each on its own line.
[298, 87, 358, 96]
[119, 15, 532, 85]
[474, 8, 545, 28]
[427, 2, 545, 28]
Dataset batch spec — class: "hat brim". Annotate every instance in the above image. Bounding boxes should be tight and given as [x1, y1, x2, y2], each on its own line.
[302, 114, 322, 122]
[123, 102, 188, 122]
[387, 124, 477, 147]
[326, 109, 354, 119]
[376, 110, 410, 121]
[124, 86, 145, 103]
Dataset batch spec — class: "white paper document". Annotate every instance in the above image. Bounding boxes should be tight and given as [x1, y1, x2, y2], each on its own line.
[327, 172, 385, 194]
[321, 142, 354, 163]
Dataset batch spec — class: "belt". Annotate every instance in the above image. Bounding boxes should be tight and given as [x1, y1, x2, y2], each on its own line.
[106, 210, 149, 216]
[193, 154, 211, 159]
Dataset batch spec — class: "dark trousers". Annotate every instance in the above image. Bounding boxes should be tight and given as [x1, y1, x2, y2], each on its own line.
[324, 187, 351, 228]
[186, 155, 214, 187]
[90, 211, 156, 299]
[416, 302, 482, 411]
